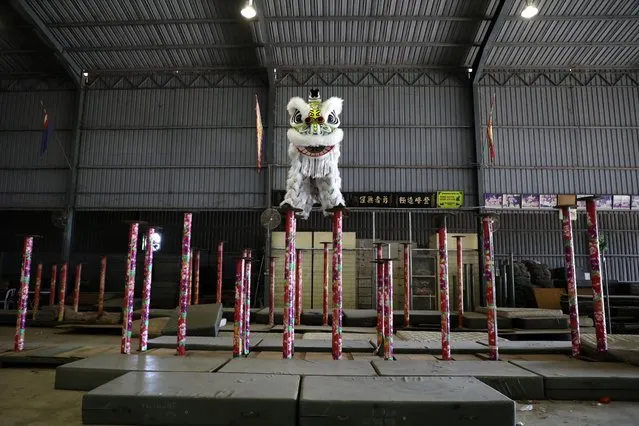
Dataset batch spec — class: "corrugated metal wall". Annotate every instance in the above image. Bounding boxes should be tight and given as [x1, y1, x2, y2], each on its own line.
[77, 80, 268, 210]
[273, 72, 477, 206]
[0, 88, 76, 209]
[477, 73, 639, 194]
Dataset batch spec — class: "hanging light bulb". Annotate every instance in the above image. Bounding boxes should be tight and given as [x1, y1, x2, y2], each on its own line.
[521, 0, 539, 19]
[241, 0, 257, 19]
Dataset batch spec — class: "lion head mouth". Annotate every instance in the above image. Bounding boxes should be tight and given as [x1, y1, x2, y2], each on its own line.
[296, 145, 335, 157]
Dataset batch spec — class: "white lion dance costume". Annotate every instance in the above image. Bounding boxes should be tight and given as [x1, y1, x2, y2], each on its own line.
[280, 89, 345, 219]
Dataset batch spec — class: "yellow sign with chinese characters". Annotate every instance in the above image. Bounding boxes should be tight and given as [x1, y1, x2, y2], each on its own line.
[436, 191, 464, 209]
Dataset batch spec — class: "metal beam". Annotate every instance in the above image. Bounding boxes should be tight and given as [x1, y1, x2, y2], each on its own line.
[10, 0, 81, 84]
[492, 41, 639, 47]
[48, 18, 248, 28]
[86, 66, 264, 74]
[267, 15, 490, 22]
[66, 43, 263, 52]
[274, 41, 481, 48]
[471, 0, 517, 84]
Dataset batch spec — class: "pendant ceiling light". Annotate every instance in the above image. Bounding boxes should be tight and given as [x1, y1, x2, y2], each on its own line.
[521, 0, 539, 18]
[241, 0, 257, 19]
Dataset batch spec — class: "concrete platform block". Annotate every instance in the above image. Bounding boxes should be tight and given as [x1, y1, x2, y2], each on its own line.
[510, 360, 639, 400]
[476, 340, 572, 354]
[300, 376, 515, 426]
[425, 341, 489, 354]
[55, 354, 229, 391]
[368, 339, 430, 354]
[218, 358, 378, 376]
[147, 335, 262, 351]
[255, 338, 375, 353]
[82, 371, 299, 425]
[373, 359, 544, 400]
[161, 303, 223, 337]
[512, 316, 569, 329]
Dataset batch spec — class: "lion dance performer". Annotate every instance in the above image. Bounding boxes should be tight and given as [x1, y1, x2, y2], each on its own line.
[280, 89, 345, 218]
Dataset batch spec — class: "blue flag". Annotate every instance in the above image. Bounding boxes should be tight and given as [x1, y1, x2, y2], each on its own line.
[40, 107, 53, 156]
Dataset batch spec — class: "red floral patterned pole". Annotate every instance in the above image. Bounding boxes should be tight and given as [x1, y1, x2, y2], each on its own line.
[282, 209, 297, 359]
[49, 264, 57, 306]
[375, 243, 385, 348]
[243, 249, 252, 355]
[193, 249, 200, 305]
[121, 222, 139, 355]
[233, 257, 245, 357]
[268, 256, 276, 325]
[14, 236, 33, 352]
[177, 213, 192, 356]
[188, 248, 194, 305]
[57, 263, 68, 322]
[97, 256, 106, 316]
[32, 263, 43, 320]
[139, 227, 155, 352]
[586, 198, 608, 353]
[216, 241, 224, 304]
[455, 236, 465, 328]
[561, 207, 581, 357]
[481, 214, 499, 360]
[322, 242, 330, 325]
[383, 260, 394, 360]
[331, 209, 344, 360]
[295, 249, 303, 325]
[73, 264, 82, 313]
[439, 226, 451, 361]
[403, 243, 410, 328]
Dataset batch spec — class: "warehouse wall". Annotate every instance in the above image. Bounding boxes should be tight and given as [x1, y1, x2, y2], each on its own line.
[477, 71, 639, 282]
[273, 71, 477, 206]
[0, 79, 76, 209]
[77, 73, 268, 210]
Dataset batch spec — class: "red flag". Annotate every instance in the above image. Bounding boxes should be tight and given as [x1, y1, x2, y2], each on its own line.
[486, 93, 496, 165]
[255, 94, 263, 174]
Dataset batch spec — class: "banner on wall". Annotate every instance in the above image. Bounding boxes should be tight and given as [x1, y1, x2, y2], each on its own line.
[484, 193, 639, 211]
[271, 191, 464, 209]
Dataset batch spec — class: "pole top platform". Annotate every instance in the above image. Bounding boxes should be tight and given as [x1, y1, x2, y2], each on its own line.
[325, 205, 350, 217]
[278, 204, 303, 213]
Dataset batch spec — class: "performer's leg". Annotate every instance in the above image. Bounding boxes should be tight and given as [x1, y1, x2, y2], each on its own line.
[315, 170, 345, 214]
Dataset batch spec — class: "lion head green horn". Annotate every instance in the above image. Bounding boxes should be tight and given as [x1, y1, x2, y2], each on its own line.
[308, 88, 321, 103]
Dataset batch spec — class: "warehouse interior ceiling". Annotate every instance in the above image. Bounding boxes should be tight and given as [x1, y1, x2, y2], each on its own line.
[1, 0, 638, 83]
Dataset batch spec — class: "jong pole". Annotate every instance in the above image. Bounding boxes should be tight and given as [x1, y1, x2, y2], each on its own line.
[281, 207, 299, 359]
[49, 264, 57, 306]
[295, 249, 303, 326]
[322, 242, 330, 326]
[560, 206, 581, 357]
[32, 263, 43, 320]
[402, 242, 410, 328]
[455, 236, 465, 329]
[57, 263, 68, 322]
[481, 214, 499, 360]
[233, 256, 246, 357]
[176, 213, 192, 356]
[585, 197, 608, 353]
[330, 208, 345, 360]
[268, 256, 276, 326]
[72, 264, 82, 313]
[438, 219, 451, 361]
[139, 227, 155, 352]
[14, 236, 34, 352]
[375, 242, 385, 348]
[216, 241, 224, 304]
[97, 256, 107, 317]
[193, 249, 201, 305]
[121, 222, 140, 355]
[243, 249, 252, 355]
[383, 259, 394, 360]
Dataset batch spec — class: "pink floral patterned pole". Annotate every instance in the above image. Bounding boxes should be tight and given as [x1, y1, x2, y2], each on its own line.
[438, 226, 451, 361]
[32, 263, 43, 320]
[322, 242, 330, 326]
[57, 263, 68, 322]
[121, 222, 139, 355]
[585, 198, 608, 353]
[14, 236, 33, 352]
[97, 256, 106, 316]
[233, 257, 246, 357]
[243, 249, 252, 355]
[295, 249, 303, 326]
[73, 264, 82, 313]
[375, 243, 385, 348]
[216, 241, 224, 304]
[139, 227, 155, 352]
[49, 264, 57, 306]
[383, 260, 394, 360]
[268, 256, 276, 325]
[177, 213, 192, 356]
[481, 214, 499, 360]
[561, 207, 581, 357]
[282, 209, 297, 359]
[331, 209, 344, 360]
[403, 243, 410, 328]
[455, 236, 465, 328]
[188, 248, 194, 305]
[193, 249, 200, 305]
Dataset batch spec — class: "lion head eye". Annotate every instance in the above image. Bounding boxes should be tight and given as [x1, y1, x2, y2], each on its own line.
[327, 112, 338, 125]
[293, 110, 303, 124]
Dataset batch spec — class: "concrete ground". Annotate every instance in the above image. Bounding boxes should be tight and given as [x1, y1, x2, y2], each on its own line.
[1, 326, 639, 426]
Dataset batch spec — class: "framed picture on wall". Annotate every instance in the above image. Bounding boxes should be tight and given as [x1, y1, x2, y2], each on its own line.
[613, 195, 631, 210]
[521, 194, 540, 208]
[540, 194, 557, 208]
